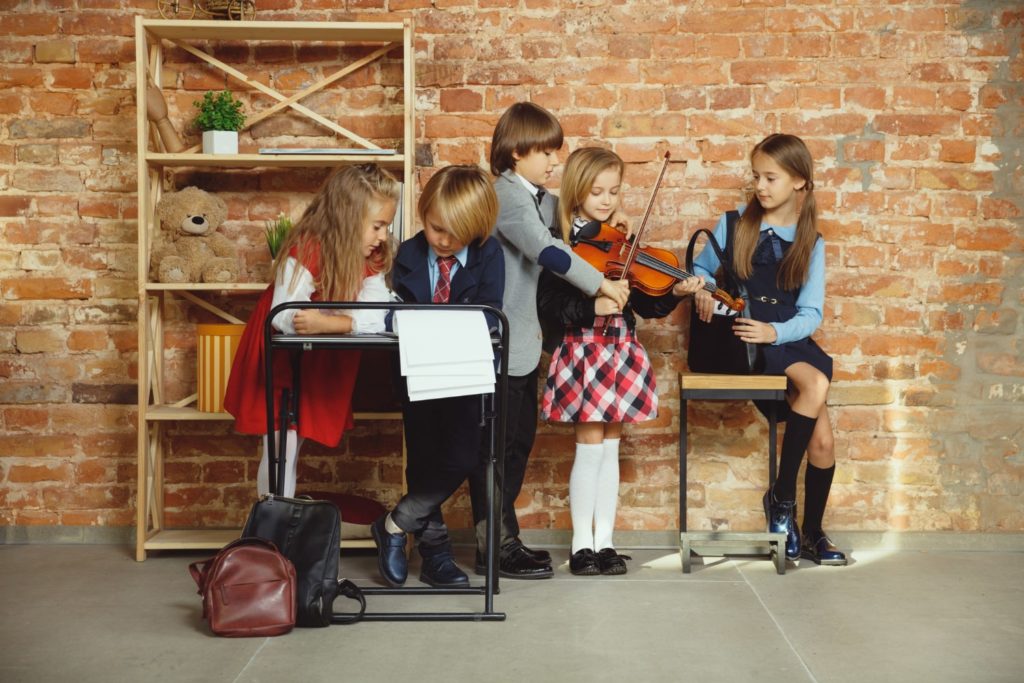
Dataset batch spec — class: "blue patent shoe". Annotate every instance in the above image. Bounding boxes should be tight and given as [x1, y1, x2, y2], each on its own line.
[419, 549, 470, 587]
[763, 489, 800, 562]
[371, 515, 408, 587]
[801, 532, 848, 566]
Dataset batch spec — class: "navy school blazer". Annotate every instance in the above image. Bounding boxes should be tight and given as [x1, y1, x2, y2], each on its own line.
[386, 231, 506, 335]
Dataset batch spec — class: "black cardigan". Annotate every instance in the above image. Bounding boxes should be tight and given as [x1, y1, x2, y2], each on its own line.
[537, 253, 683, 353]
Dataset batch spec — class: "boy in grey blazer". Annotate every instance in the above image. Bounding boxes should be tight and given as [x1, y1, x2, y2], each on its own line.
[469, 102, 629, 579]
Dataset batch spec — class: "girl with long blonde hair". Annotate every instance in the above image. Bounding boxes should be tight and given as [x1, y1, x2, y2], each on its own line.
[225, 164, 400, 497]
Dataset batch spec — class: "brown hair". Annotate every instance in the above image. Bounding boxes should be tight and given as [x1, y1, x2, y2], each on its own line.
[418, 165, 499, 245]
[732, 134, 818, 290]
[273, 164, 399, 300]
[557, 147, 625, 243]
[489, 102, 563, 176]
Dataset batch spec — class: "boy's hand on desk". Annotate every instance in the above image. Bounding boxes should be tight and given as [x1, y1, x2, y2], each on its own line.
[292, 309, 353, 335]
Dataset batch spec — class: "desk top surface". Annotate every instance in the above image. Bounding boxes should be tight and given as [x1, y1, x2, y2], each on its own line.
[680, 373, 788, 390]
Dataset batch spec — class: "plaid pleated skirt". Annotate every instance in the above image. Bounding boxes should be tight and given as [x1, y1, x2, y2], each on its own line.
[541, 316, 658, 424]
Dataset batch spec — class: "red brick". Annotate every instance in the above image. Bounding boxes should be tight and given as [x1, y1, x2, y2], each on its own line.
[439, 88, 483, 113]
[939, 140, 976, 163]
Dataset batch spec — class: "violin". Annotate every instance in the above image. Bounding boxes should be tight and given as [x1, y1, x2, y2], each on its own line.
[571, 152, 746, 312]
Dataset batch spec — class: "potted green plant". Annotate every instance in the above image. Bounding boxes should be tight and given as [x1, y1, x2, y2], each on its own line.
[194, 90, 246, 155]
[264, 213, 293, 259]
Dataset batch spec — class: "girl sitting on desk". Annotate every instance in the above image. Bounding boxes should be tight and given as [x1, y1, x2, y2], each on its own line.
[370, 165, 504, 588]
[224, 164, 399, 497]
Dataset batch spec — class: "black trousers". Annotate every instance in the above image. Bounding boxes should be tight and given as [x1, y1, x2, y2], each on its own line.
[469, 369, 539, 547]
[391, 392, 484, 552]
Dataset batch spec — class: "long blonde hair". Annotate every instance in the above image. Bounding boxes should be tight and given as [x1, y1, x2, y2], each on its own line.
[732, 134, 818, 291]
[418, 165, 498, 245]
[273, 164, 399, 300]
[557, 147, 624, 243]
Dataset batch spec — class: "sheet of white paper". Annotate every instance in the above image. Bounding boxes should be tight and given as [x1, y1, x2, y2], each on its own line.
[407, 383, 495, 402]
[395, 310, 493, 368]
[406, 373, 493, 393]
[402, 360, 493, 377]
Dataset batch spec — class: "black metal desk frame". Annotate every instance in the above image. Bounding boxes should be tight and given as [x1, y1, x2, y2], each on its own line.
[679, 375, 788, 574]
[265, 301, 508, 621]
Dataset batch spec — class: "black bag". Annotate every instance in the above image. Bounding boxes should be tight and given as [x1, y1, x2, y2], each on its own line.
[242, 495, 366, 627]
[685, 210, 760, 374]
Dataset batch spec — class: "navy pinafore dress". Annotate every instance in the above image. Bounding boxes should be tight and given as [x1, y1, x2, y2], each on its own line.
[746, 228, 833, 419]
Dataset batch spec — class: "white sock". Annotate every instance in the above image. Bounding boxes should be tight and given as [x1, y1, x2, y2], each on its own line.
[257, 430, 303, 497]
[569, 442, 603, 553]
[384, 512, 403, 535]
[594, 438, 621, 551]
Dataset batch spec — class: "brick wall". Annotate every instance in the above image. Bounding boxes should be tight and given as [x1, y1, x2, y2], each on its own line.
[1, 1, 1021, 535]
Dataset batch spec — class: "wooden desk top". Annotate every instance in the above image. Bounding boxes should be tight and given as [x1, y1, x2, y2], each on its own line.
[680, 373, 788, 391]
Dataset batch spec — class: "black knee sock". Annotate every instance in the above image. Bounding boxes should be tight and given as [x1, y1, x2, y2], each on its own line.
[774, 411, 817, 502]
[802, 463, 835, 539]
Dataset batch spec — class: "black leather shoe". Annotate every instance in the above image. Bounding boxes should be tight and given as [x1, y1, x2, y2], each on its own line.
[371, 515, 407, 587]
[801, 532, 847, 566]
[513, 537, 551, 563]
[763, 489, 800, 562]
[569, 548, 601, 576]
[419, 550, 470, 587]
[596, 548, 630, 575]
[474, 543, 554, 579]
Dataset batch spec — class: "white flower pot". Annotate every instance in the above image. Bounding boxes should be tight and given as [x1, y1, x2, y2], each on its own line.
[202, 130, 238, 155]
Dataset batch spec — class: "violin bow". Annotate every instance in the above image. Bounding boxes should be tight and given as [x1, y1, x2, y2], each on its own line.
[617, 150, 671, 281]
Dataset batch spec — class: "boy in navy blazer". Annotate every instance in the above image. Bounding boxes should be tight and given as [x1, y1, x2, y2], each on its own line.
[371, 165, 504, 588]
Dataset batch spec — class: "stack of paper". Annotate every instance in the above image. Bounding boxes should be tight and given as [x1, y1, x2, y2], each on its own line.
[394, 310, 496, 402]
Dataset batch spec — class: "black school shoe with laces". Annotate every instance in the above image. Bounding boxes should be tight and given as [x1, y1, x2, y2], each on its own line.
[800, 531, 848, 566]
[596, 548, 631, 575]
[474, 539, 553, 579]
[569, 548, 601, 576]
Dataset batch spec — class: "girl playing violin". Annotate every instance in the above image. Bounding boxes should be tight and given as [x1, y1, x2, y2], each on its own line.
[538, 147, 704, 575]
[691, 134, 845, 566]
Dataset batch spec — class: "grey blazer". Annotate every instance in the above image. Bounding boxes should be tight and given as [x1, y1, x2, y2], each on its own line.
[493, 170, 604, 376]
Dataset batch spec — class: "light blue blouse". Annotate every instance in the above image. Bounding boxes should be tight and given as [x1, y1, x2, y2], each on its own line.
[692, 211, 825, 346]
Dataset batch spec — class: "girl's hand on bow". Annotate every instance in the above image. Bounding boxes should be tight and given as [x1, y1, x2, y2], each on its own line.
[732, 318, 777, 344]
[599, 278, 630, 309]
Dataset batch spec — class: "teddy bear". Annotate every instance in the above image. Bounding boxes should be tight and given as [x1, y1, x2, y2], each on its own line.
[151, 186, 240, 284]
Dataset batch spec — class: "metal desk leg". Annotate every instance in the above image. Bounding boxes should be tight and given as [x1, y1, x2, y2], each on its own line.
[679, 394, 692, 573]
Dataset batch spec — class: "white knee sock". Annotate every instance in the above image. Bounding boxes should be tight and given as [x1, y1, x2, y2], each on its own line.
[593, 438, 620, 551]
[569, 442, 604, 553]
[257, 430, 303, 497]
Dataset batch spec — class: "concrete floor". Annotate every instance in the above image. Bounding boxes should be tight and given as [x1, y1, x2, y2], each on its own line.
[1, 541, 1022, 683]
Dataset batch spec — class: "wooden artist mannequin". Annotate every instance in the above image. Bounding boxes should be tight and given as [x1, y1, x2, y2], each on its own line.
[146, 84, 185, 153]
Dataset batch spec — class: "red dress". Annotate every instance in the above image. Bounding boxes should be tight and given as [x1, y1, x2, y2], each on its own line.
[223, 245, 361, 447]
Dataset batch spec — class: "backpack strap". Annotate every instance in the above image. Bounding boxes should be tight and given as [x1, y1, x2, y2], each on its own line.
[330, 579, 368, 625]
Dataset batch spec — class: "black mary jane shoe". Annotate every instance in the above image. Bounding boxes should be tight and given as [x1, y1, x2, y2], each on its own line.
[800, 532, 848, 566]
[763, 489, 801, 562]
[569, 548, 601, 576]
[596, 548, 630, 575]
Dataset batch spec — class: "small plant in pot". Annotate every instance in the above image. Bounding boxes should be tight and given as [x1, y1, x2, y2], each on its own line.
[264, 213, 294, 259]
[194, 90, 245, 155]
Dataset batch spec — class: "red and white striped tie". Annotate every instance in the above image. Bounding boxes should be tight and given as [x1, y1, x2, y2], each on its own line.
[432, 255, 457, 304]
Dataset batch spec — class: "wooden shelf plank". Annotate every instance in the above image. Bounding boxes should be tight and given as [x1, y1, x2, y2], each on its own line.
[143, 19, 406, 43]
[146, 153, 405, 169]
[146, 283, 264, 292]
[680, 373, 788, 390]
[144, 528, 375, 550]
[146, 405, 400, 421]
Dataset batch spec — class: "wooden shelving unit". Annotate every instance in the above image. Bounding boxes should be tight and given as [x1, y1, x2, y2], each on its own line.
[134, 18, 414, 560]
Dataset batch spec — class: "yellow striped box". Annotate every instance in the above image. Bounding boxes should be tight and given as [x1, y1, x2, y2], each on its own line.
[196, 324, 245, 413]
